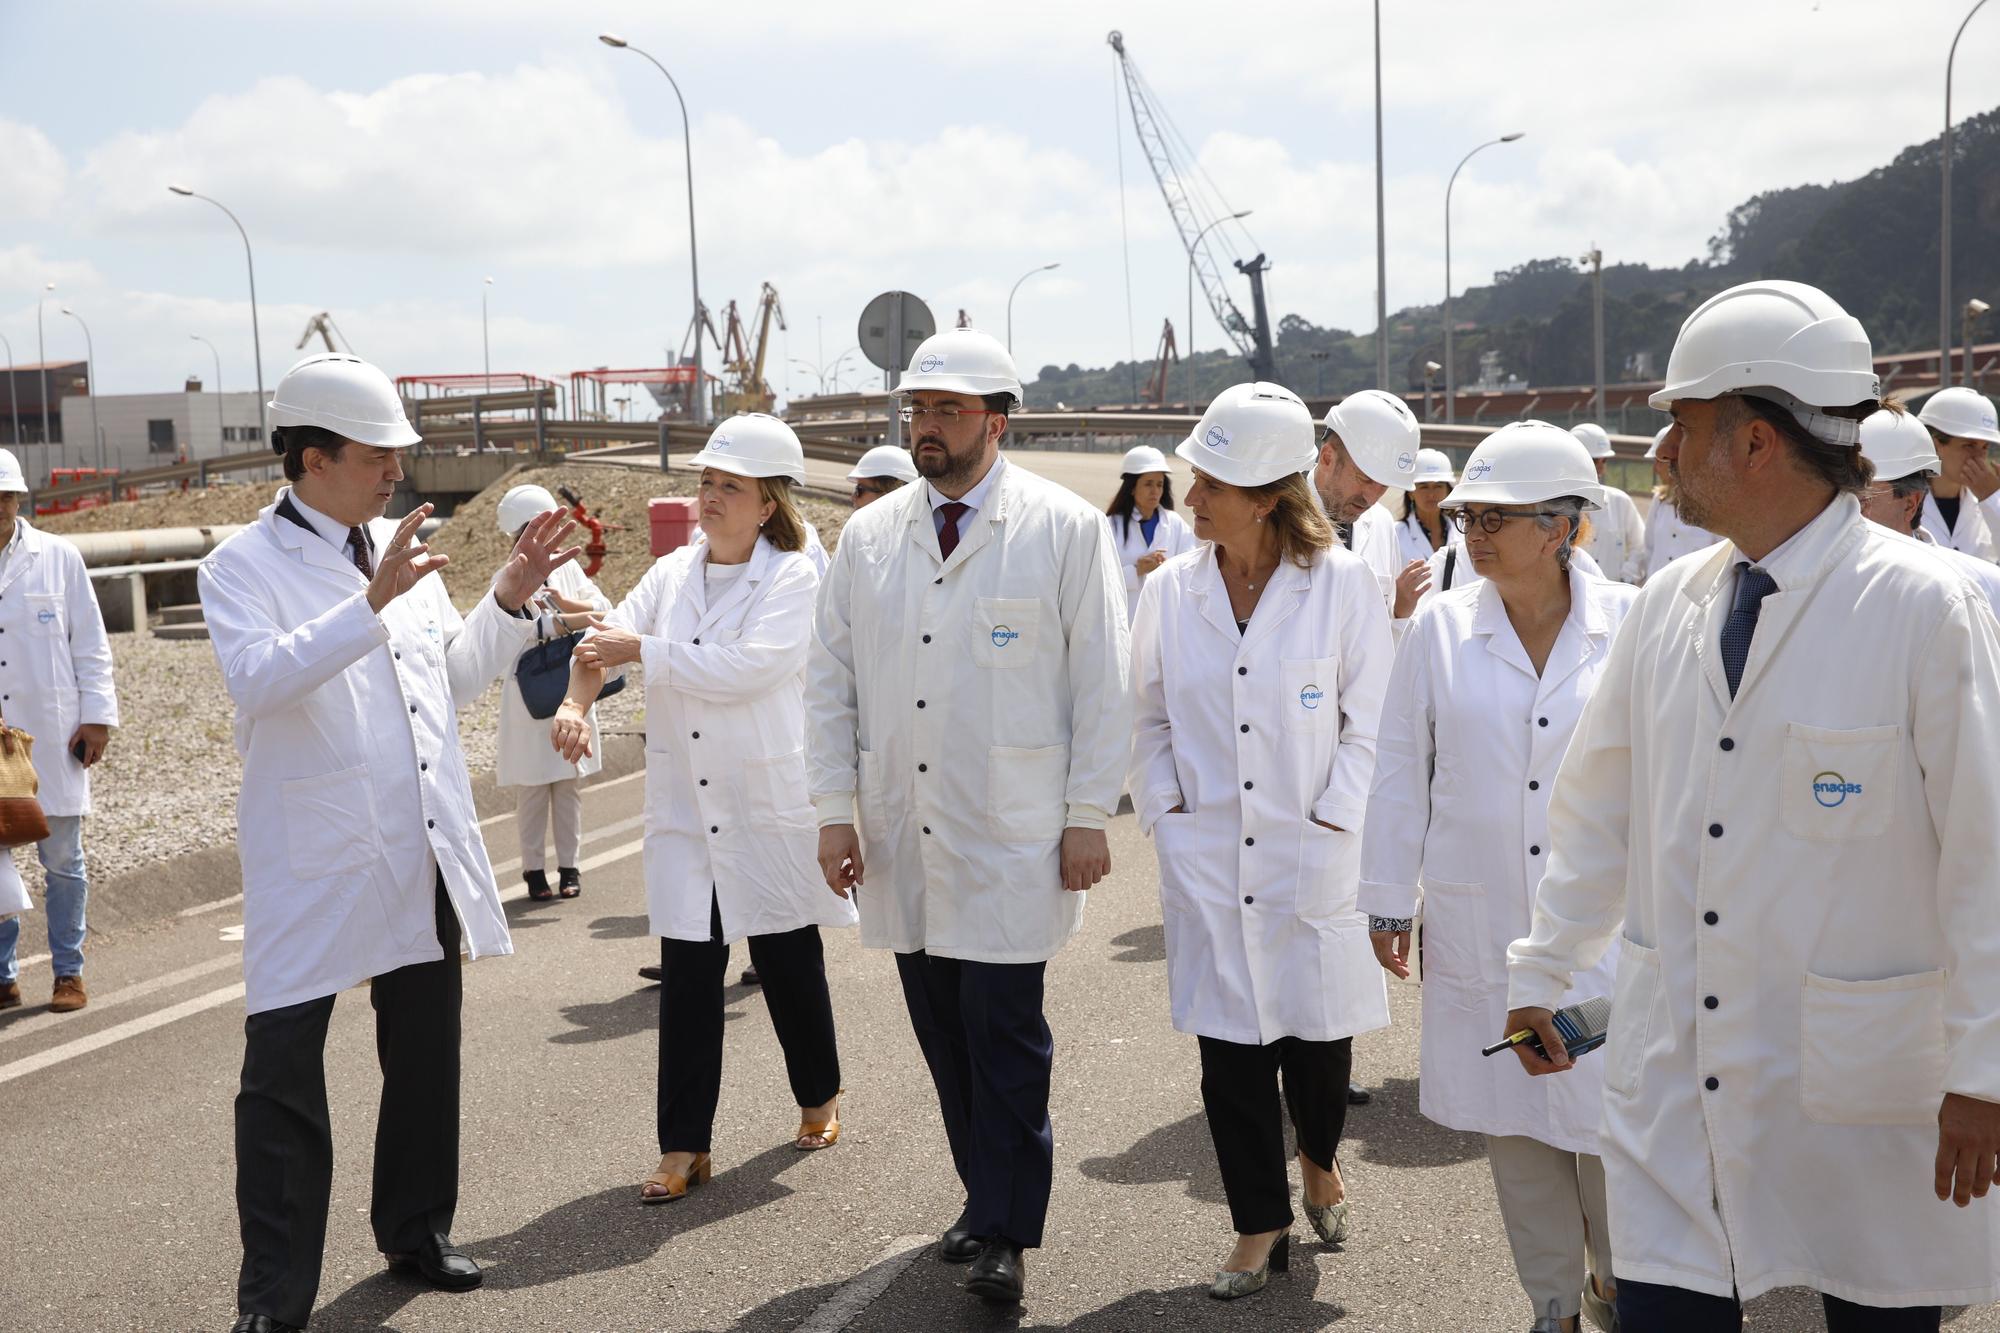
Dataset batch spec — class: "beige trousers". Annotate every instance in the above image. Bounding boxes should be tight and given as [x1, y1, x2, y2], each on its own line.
[1485, 1134, 1613, 1323]
[516, 777, 583, 871]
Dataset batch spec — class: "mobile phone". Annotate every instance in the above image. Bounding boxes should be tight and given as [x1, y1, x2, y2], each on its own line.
[71, 738, 88, 764]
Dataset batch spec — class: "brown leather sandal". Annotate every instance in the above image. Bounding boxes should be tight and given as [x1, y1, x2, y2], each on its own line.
[639, 1152, 711, 1204]
[794, 1092, 842, 1151]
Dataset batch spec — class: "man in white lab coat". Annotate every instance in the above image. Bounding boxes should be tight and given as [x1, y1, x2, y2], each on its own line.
[1855, 406, 2000, 608]
[1504, 282, 2000, 1332]
[1315, 390, 1427, 627]
[1639, 425, 1720, 581]
[199, 354, 580, 1333]
[1570, 422, 1648, 583]
[807, 328, 1131, 1306]
[0, 448, 118, 1014]
[1915, 385, 2000, 561]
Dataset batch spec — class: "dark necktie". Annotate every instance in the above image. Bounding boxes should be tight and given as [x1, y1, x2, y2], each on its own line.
[1339, 522, 1354, 551]
[937, 502, 970, 560]
[347, 525, 374, 579]
[1720, 562, 1776, 698]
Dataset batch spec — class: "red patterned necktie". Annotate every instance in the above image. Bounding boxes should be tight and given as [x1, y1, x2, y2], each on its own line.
[937, 502, 970, 560]
[347, 525, 374, 578]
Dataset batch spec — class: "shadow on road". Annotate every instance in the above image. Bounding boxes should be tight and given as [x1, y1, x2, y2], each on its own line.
[1336, 1075, 1485, 1169]
[1105, 924, 1164, 964]
[1076, 1110, 1227, 1207]
[587, 913, 651, 941]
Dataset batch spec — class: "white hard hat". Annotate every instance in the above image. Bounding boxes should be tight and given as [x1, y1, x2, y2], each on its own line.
[497, 483, 559, 534]
[1858, 409, 1941, 483]
[1321, 389, 1420, 491]
[1917, 386, 2000, 445]
[0, 449, 27, 495]
[846, 444, 919, 483]
[1411, 448, 1455, 485]
[891, 328, 1023, 410]
[1175, 382, 1316, 488]
[1120, 444, 1170, 476]
[686, 413, 807, 483]
[1444, 420, 1607, 511]
[268, 352, 421, 448]
[1649, 280, 1878, 444]
[1644, 425, 1670, 460]
[1570, 422, 1615, 460]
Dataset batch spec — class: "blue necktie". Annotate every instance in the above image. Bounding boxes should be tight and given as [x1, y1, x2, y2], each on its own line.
[1720, 563, 1776, 698]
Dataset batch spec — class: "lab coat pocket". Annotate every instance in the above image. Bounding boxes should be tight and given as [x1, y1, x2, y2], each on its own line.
[971, 598, 1040, 669]
[280, 764, 380, 881]
[1414, 880, 1498, 1010]
[1603, 937, 1661, 1098]
[987, 744, 1069, 843]
[25, 594, 64, 641]
[1800, 969, 1947, 1125]
[1780, 722, 1900, 841]
[857, 749, 893, 852]
[1296, 820, 1360, 924]
[1281, 657, 1338, 733]
[745, 747, 814, 823]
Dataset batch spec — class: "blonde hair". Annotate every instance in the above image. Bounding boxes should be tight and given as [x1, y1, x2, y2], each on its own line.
[758, 476, 808, 553]
[1244, 472, 1335, 566]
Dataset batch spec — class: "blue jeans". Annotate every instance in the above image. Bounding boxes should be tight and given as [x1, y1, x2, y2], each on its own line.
[1616, 1278, 1940, 1332]
[0, 816, 89, 980]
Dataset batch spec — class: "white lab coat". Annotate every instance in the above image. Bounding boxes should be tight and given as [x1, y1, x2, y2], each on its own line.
[494, 559, 611, 789]
[1581, 486, 1647, 584]
[1920, 490, 2000, 562]
[1394, 507, 1447, 567]
[1419, 539, 1602, 608]
[1349, 503, 1405, 613]
[1112, 506, 1195, 619]
[0, 854, 26, 916]
[1640, 492, 1718, 582]
[200, 494, 534, 1015]
[1507, 495, 2000, 1307]
[806, 455, 1132, 964]
[1914, 525, 2000, 608]
[602, 537, 856, 944]
[0, 521, 119, 816]
[692, 520, 829, 577]
[1128, 542, 1394, 1046]
[1359, 568, 1635, 1153]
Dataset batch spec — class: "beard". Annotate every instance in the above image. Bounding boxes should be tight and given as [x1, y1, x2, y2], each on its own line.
[1665, 457, 1720, 530]
[914, 433, 981, 489]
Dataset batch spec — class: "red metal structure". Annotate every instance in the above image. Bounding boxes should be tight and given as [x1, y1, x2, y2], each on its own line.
[395, 372, 563, 406]
[568, 366, 716, 421]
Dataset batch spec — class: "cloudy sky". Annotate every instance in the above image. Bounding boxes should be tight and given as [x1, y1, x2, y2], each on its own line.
[3, 0, 1996, 404]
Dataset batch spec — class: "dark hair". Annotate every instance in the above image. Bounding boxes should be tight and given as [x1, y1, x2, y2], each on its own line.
[274, 424, 348, 483]
[1717, 395, 1874, 497]
[1106, 471, 1177, 538]
[856, 475, 907, 497]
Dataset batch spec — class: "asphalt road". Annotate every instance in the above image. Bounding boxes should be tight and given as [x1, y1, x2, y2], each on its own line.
[1, 772, 1992, 1332]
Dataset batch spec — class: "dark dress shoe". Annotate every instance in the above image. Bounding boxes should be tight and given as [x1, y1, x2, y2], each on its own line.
[739, 965, 761, 986]
[965, 1238, 1026, 1303]
[385, 1233, 483, 1291]
[229, 1316, 302, 1333]
[1347, 1081, 1372, 1105]
[638, 964, 663, 983]
[939, 1211, 983, 1264]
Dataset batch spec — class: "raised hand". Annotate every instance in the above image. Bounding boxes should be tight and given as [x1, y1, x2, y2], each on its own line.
[366, 504, 450, 614]
[494, 509, 585, 612]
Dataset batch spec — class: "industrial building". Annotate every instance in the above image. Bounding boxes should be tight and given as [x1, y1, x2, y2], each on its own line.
[56, 381, 265, 484]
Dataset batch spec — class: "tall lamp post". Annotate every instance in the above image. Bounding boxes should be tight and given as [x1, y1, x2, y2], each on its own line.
[1372, 0, 1389, 389]
[168, 185, 267, 441]
[1582, 243, 1605, 421]
[1966, 298, 1991, 389]
[481, 276, 494, 392]
[1941, 0, 1993, 388]
[191, 333, 223, 455]
[1006, 262, 1060, 356]
[37, 281, 54, 460]
[600, 32, 707, 426]
[1443, 132, 1523, 423]
[0, 332, 17, 452]
[1188, 209, 1253, 408]
[59, 308, 102, 473]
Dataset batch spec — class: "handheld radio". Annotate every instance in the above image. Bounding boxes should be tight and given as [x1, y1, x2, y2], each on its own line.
[1482, 996, 1612, 1061]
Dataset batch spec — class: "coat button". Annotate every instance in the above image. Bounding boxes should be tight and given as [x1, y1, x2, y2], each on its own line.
[710, 825, 719, 834]
[917, 699, 926, 708]
[1720, 737, 1735, 751]
[1243, 780, 1253, 790]
[420, 762, 428, 772]
[1244, 836, 1255, 847]
[1705, 1076, 1719, 1091]
[698, 778, 707, 786]
[1239, 723, 1249, 734]
[426, 819, 435, 829]
[918, 763, 928, 773]
[1709, 824, 1723, 838]
[409, 704, 417, 713]
[1243, 895, 1254, 904]
[923, 825, 932, 834]
[1528, 780, 1540, 791]
[1537, 716, 1549, 727]
[934, 577, 943, 585]
[693, 636, 701, 645]
[1704, 995, 1719, 1009]
[1237, 666, 1247, 676]
[1704, 910, 1719, 925]
[394, 651, 401, 660]
[692, 731, 700, 739]
[922, 634, 932, 644]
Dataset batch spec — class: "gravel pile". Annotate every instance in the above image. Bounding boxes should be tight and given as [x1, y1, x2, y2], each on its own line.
[35, 482, 280, 535]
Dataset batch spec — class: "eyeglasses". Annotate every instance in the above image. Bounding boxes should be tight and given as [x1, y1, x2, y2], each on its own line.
[897, 405, 997, 425]
[1447, 507, 1570, 535]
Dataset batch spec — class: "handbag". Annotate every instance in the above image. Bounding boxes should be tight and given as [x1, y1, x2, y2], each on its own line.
[0, 713, 50, 848]
[515, 628, 626, 721]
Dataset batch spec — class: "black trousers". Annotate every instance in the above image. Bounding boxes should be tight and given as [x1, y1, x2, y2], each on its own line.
[235, 881, 463, 1328]
[1197, 1033, 1353, 1235]
[657, 892, 841, 1154]
[894, 949, 1055, 1249]
[1616, 1278, 1940, 1332]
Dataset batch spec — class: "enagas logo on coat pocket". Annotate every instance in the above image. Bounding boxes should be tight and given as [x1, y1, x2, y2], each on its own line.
[1812, 770, 1862, 808]
[990, 625, 1020, 648]
[1298, 683, 1324, 710]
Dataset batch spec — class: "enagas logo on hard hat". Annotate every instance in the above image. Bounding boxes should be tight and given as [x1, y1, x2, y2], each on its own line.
[991, 625, 1020, 648]
[1813, 771, 1862, 808]
[1298, 683, 1324, 710]
[1204, 425, 1233, 451]
[919, 353, 946, 373]
[711, 433, 732, 451]
[1396, 451, 1415, 473]
[1465, 459, 1493, 481]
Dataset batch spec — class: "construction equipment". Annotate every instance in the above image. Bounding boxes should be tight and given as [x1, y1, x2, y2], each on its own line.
[717, 283, 788, 416]
[1107, 30, 1277, 383]
[295, 312, 355, 353]
[1143, 319, 1179, 406]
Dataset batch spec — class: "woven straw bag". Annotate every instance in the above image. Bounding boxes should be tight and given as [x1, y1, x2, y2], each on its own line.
[0, 718, 50, 848]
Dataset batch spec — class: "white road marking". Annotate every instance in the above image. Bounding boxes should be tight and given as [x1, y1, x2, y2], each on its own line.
[14, 952, 51, 972]
[795, 1235, 933, 1333]
[179, 894, 242, 918]
[476, 764, 645, 830]
[487, 813, 646, 880]
[495, 835, 645, 903]
[0, 981, 246, 1087]
[0, 953, 242, 1047]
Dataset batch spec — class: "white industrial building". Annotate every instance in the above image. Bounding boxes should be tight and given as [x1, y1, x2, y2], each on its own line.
[55, 382, 266, 485]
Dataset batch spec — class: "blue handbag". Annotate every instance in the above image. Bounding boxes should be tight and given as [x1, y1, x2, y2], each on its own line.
[515, 629, 626, 721]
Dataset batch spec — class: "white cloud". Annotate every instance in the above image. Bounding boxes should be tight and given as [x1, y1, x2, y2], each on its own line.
[0, 122, 68, 223]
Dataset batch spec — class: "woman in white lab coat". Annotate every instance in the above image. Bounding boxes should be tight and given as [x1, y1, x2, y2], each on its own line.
[1394, 448, 1455, 565]
[552, 413, 856, 1205]
[1359, 421, 1633, 1333]
[493, 484, 612, 901]
[1128, 383, 1394, 1301]
[1108, 444, 1195, 618]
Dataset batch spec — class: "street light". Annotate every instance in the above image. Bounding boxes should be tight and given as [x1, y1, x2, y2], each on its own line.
[168, 185, 267, 441]
[1581, 243, 1605, 421]
[1443, 132, 1524, 423]
[1966, 297, 1991, 388]
[600, 32, 707, 426]
[1941, 0, 1993, 387]
[1189, 210, 1253, 407]
[482, 276, 494, 392]
[1372, 0, 1389, 389]
[0, 331, 16, 452]
[1309, 350, 1331, 399]
[1422, 359, 1442, 422]
[59, 308, 102, 473]
[36, 281, 53, 457]
[191, 334, 223, 455]
[1006, 262, 1060, 355]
